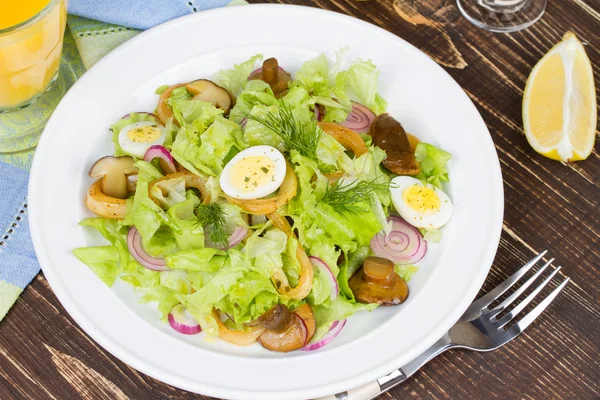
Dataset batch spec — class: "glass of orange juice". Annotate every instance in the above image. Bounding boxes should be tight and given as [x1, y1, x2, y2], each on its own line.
[0, 0, 68, 113]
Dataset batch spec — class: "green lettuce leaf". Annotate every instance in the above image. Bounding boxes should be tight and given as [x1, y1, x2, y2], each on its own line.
[230, 79, 278, 123]
[158, 270, 192, 294]
[166, 192, 204, 250]
[243, 105, 284, 149]
[185, 249, 252, 335]
[171, 99, 223, 127]
[245, 224, 288, 278]
[292, 53, 331, 97]
[140, 285, 189, 320]
[419, 227, 441, 243]
[414, 143, 452, 188]
[312, 297, 377, 342]
[171, 116, 245, 176]
[343, 59, 388, 115]
[312, 202, 381, 253]
[165, 247, 225, 272]
[149, 175, 187, 209]
[216, 271, 281, 328]
[338, 245, 370, 301]
[216, 54, 263, 96]
[124, 161, 170, 248]
[395, 264, 419, 282]
[74, 218, 132, 286]
[72, 246, 121, 286]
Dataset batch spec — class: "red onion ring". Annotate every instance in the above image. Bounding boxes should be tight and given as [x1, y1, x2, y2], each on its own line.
[302, 319, 346, 351]
[143, 145, 177, 174]
[370, 216, 427, 265]
[240, 118, 248, 127]
[127, 227, 169, 271]
[340, 102, 375, 133]
[168, 304, 201, 335]
[309, 256, 338, 302]
[384, 230, 410, 252]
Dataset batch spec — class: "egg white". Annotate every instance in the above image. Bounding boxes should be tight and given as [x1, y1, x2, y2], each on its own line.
[390, 176, 453, 229]
[118, 121, 166, 158]
[220, 145, 287, 200]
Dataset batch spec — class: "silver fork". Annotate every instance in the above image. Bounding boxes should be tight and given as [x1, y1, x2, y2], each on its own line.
[316, 251, 569, 400]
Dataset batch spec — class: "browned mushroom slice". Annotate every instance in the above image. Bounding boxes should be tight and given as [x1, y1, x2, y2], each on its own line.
[248, 57, 291, 97]
[185, 79, 234, 115]
[148, 171, 211, 208]
[293, 304, 316, 344]
[89, 156, 137, 199]
[369, 113, 420, 176]
[258, 314, 308, 352]
[157, 83, 187, 125]
[349, 257, 409, 305]
[85, 179, 128, 219]
[258, 304, 292, 332]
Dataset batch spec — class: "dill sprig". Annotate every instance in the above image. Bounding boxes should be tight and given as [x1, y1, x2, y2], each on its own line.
[321, 179, 391, 217]
[195, 203, 228, 249]
[246, 103, 322, 161]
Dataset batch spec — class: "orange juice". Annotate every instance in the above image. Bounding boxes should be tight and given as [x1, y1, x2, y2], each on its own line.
[0, 0, 67, 111]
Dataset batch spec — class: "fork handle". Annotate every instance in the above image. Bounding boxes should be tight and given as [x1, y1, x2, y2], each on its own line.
[314, 380, 382, 400]
[314, 334, 453, 400]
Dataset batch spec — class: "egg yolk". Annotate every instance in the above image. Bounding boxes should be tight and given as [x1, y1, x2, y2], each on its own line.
[127, 125, 162, 143]
[230, 156, 276, 193]
[402, 185, 440, 214]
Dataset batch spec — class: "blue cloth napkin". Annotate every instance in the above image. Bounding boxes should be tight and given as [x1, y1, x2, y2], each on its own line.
[69, 0, 233, 30]
[0, 0, 237, 320]
[0, 162, 39, 319]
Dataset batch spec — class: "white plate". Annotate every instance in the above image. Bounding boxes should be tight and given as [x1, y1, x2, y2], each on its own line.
[29, 5, 503, 400]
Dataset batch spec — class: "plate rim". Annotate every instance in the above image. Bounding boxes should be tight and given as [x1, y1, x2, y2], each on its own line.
[28, 4, 504, 399]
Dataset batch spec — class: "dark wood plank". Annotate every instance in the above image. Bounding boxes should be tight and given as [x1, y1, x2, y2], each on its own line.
[1, 0, 598, 399]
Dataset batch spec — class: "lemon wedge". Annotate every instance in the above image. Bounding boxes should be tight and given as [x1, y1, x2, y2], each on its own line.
[523, 32, 597, 162]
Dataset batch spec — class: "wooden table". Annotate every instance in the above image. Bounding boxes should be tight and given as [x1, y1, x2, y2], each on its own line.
[1, 1, 599, 399]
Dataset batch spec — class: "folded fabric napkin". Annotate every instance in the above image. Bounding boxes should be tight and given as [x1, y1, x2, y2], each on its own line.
[0, 0, 243, 321]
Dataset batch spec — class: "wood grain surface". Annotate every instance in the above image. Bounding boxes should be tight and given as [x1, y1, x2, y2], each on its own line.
[1, 1, 599, 399]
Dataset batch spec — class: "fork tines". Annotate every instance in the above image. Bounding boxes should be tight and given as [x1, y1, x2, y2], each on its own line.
[473, 250, 569, 333]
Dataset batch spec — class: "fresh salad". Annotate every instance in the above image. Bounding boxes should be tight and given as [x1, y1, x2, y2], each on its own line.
[75, 52, 453, 352]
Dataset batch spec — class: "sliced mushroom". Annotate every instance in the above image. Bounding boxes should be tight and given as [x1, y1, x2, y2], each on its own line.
[185, 79, 234, 115]
[85, 179, 127, 219]
[293, 304, 316, 343]
[89, 156, 137, 199]
[148, 171, 211, 208]
[257, 303, 315, 352]
[213, 310, 266, 346]
[369, 113, 420, 176]
[258, 314, 308, 352]
[126, 173, 138, 193]
[248, 57, 291, 97]
[349, 257, 409, 305]
[318, 122, 369, 158]
[156, 83, 187, 125]
[258, 304, 292, 332]
[265, 212, 314, 301]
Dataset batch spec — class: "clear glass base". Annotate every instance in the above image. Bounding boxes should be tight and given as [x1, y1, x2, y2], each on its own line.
[457, 0, 547, 33]
[0, 58, 78, 153]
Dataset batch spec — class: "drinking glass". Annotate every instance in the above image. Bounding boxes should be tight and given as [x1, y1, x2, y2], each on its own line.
[0, 0, 68, 113]
[456, 0, 547, 32]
